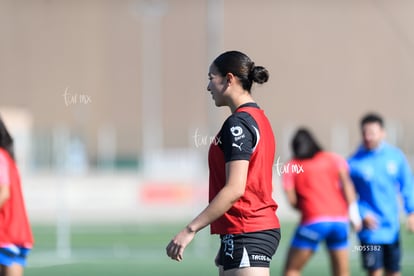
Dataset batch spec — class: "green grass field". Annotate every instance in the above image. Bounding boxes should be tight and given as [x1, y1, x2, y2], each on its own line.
[25, 221, 414, 276]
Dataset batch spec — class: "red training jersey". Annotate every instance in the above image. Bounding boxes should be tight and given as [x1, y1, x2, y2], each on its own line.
[282, 151, 349, 224]
[209, 106, 280, 234]
[0, 148, 34, 248]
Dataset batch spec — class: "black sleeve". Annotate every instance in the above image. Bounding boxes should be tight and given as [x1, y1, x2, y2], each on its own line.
[219, 112, 259, 162]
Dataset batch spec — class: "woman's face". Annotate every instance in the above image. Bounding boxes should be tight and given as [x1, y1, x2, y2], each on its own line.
[207, 64, 228, 107]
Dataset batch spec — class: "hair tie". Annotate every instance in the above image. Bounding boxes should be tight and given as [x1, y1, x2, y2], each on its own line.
[248, 62, 255, 79]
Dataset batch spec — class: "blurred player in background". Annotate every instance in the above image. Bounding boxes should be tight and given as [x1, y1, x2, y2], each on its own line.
[348, 113, 414, 276]
[282, 128, 361, 276]
[0, 116, 34, 276]
[166, 51, 281, 276]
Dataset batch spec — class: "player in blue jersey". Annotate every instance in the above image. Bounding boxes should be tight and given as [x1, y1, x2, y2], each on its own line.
[348, 113, 414, 276]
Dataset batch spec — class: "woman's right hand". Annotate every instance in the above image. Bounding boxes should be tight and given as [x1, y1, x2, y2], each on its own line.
[362, 214, 378, 230]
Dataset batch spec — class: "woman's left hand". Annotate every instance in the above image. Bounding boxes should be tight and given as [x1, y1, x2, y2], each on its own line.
[166, 226, 196, 261]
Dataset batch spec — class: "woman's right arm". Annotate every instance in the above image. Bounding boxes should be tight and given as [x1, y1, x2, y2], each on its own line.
[339, 169, 363, 231]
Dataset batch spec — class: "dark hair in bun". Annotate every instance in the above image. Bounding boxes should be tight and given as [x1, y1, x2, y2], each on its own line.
[213, 51, 269, 93]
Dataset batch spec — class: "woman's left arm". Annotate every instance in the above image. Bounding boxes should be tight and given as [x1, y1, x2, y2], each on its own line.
[0, 184, 10, 208]
[166, 160, 249, 261]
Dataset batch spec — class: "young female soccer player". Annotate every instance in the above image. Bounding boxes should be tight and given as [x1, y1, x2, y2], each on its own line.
[282, 128, 361, 276]
[0, 116, 34, 276]
[166, 51, 281, 276]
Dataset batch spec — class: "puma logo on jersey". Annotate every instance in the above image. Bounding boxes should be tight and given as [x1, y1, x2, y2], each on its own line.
[232, 142, 243, 151]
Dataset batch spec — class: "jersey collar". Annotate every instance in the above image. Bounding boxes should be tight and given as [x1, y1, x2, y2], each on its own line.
[235, 102, 260, 111]
[358, 141, 386, 154]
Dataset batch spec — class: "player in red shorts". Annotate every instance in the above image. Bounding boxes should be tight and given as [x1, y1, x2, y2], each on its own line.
[0, 117, 34, 276]
[166, 51, 281, 276]
[282, 128, 361, 276]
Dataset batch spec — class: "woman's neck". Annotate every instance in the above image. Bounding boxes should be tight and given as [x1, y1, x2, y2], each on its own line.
[229, 92, 255, 113]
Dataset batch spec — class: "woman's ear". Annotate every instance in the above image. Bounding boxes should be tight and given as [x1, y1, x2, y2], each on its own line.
[226, 73, 236, 85]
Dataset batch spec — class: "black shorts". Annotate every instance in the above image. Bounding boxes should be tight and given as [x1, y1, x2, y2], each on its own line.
[217, 228, 281, 271]
[360, 240, 401, 272]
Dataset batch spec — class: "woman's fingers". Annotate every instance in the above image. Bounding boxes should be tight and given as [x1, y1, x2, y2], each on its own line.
[166, 227, 196, 261]
[166, 240, 183, 261]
